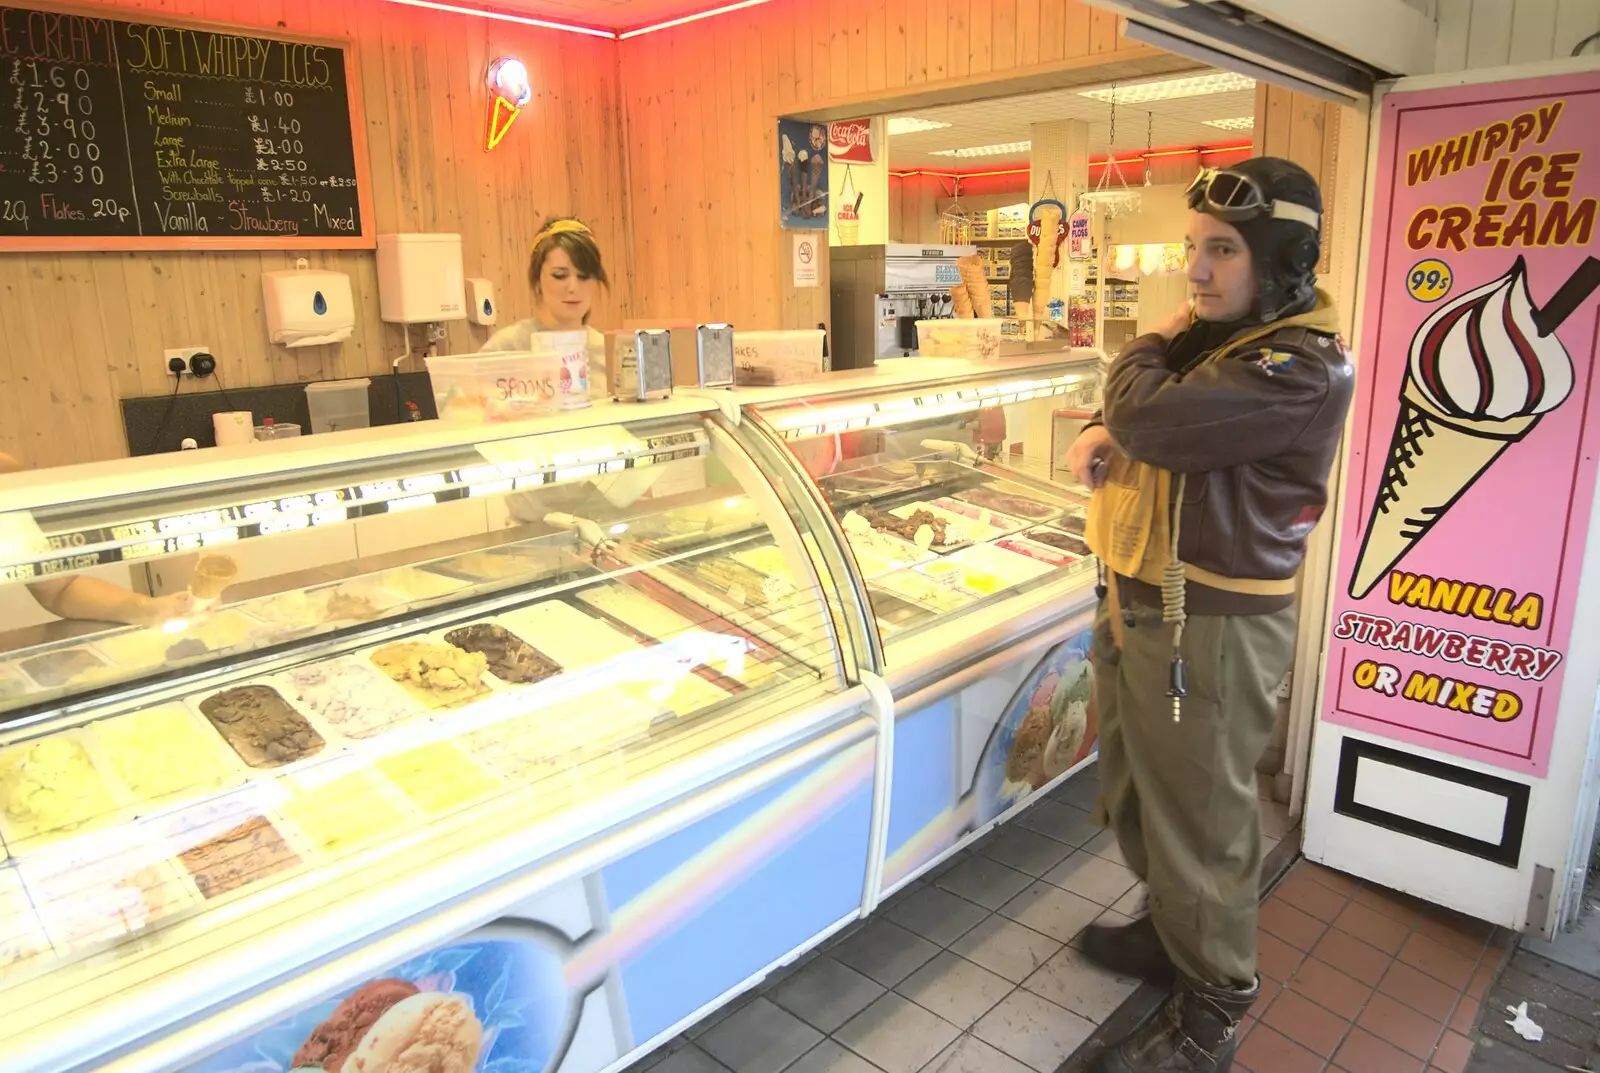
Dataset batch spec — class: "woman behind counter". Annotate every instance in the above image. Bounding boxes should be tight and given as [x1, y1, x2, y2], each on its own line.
[481, 216, 610, 394]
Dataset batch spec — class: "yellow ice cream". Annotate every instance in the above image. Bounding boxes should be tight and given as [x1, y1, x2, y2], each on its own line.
[0, 737, 117, 841]
[0, 866, 50, 968]
[95, 704, 235, 801]
[280, 771, 407, 853]
[377, 744, 497, 814]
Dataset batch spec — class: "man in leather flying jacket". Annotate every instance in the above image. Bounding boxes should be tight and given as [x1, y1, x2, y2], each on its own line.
[1063, 157, 1354, 1073]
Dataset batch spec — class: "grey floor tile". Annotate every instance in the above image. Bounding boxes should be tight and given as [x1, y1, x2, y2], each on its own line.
[835, 992, 962, 1073]
[1051, 776, 1100, 814]
[972, 990, 1097, 1073]
[921, 1034, 1037, 1073]
[1013, 801, 1099, 848]
[924, 850, 972, 882]
[1020, 945, 1140, 1024]
[1261, 834, 1280, 860]
[1081, 829, 1128, 868]
[832, 919, 941, 988]
[653, 1044, 734, 1073]
[1111, 883, 1146, 918]
[977, 826, 1074, 878]
[769, 956, 886, 1033]
[949, 915, 1064, 984]
[698, 998, 823, 1073]
[997, 881, 1103, 944]
[895, 950, 1016, 1028]
[785, 1040, 885, 1073]
[935, 855, 1034, 911]
[1042, 850, 1139, 907]
[886, 884, 991, 947]
[689, 992, 759, 1039]
[1068, 907, 1136, 951]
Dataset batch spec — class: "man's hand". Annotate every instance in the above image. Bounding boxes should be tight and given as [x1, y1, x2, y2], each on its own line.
[1064, 425, 1115, 488]
[1154, 300, 1194, 343]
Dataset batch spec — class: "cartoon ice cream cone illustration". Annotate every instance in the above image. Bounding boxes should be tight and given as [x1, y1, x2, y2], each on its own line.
[1348, 255, 1600, 598]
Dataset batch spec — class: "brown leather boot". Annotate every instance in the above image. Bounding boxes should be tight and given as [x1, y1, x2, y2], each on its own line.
[1079, 915, 1174, 985]
[1096, 974, 1258, 1072]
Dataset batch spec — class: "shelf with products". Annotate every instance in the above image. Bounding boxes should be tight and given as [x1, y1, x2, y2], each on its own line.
[0, 400, 867, 1073]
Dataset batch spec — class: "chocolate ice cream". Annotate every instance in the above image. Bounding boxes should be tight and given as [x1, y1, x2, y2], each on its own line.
[199, 685, 325, 767]
[1028, 529, 1090, 557]
[293, 978, 419, 1073]
[178, 814, 301, 899]
[444, 624, 562, 685]
[1006, 704, 1052, 783]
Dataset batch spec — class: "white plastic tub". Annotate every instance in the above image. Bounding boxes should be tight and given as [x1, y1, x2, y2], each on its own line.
[304, 378, 371, 434]
[733, 330, 826, 385]
[916, 318, 1021, 359]
[425, 351, 561, 424]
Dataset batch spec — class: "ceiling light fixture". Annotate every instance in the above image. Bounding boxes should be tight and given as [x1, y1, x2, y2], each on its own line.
[620, 0, 776, 38]
[887, 117, 954, 135]
[1203, 116, 1256, 131]
[379, 0, 616, 38]
[1080, 72, 1255, 104]
[930, 140, 1032, 158]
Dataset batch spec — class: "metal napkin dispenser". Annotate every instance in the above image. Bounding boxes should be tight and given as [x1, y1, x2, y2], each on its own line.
[609, 329, 674, 401]
[696, 323, 735, 388]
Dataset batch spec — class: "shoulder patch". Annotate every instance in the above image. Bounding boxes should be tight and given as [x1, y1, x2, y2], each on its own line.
[1254, 347, 1295, 374]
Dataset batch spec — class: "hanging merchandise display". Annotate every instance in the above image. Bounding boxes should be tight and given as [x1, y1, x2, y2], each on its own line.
[1079, 88, 1142, 219]
[836, 166, 862, 246]
[939, 178, 974, 245]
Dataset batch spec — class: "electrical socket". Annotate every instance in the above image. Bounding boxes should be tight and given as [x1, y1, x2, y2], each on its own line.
[164, 346, 209, 377]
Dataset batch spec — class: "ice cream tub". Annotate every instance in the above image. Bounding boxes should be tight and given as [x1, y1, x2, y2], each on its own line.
[895, 500, 1020, 544]
[994, 535, 1086, 570]
[871, 570, 979, 615]
[0, 863, 53, 971]
[187, 682, 331, 771]
[374, 741, 501, 816]
[1026, 526, 1092, 558]
[919, 542, 1057, 598]
[91, 702, 243, 808]
[279, 658, 426, 741]
[364, 637, 494, 711]
[0, 730, 126, 849]
[20, 833, 199, 954]
[95, 608, 269, 669]
[15, 645, 113, 691]
[275, 759, 415, 856]
[951, 485, 1065, 523]
[442, 622, 564, 690]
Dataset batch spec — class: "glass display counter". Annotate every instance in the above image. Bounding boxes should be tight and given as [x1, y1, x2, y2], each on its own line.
[0, 353, 1107, 1073]
[0, 399, 868, 1073]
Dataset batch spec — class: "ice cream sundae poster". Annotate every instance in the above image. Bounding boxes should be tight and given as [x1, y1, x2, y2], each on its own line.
[778, 118, 829, 230]
[1322, 69, 1600, 776]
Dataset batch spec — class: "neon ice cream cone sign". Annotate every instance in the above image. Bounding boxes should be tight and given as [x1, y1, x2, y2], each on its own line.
[486, 57, 532, 151]
[1349, 255, 1600, 598]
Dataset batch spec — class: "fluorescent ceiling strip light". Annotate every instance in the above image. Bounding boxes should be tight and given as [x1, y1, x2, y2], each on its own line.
[887, 117, 953, 135]
[1204, 116, 1256, 131]
[620, 0, 776, 38]
[380, 0, 617, 37]
[930, 140, 1031, 158]
[1080, 71, 1254, 104]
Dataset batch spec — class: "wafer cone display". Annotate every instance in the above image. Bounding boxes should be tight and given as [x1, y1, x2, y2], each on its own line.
[1348, 256, 1598, 598]
[1032, 205, 1062, 312]
[957, 255, 991, 317]
[951, 284, 973, 319]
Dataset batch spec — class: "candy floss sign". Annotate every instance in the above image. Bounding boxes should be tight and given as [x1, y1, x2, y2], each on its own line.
[1322, 70, 1600, 776]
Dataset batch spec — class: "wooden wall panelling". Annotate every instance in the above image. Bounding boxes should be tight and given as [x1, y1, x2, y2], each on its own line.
[886, 0, 908, 91]
[1017, 0, 1040, 68]
[970, 0, 995, 77]
[867, 0, 888, 94]
[993, 0, 1018, 72]
[949, 0, 971, 79]
[927, 0, 950, 82]
[848, 0, 869, 96]
[1040, 0, 1067, 63]
[1065, 1, 1090, 58]
[1467, 0, 1517, 68]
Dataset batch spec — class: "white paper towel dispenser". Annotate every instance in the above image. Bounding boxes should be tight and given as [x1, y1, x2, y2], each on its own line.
[262, 264, 355, 348]
[377, 233, 467, 323]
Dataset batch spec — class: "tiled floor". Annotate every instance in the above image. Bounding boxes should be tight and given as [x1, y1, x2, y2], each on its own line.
[629, 768, 1292, 1073]
[1238, 859, 1517, 1073]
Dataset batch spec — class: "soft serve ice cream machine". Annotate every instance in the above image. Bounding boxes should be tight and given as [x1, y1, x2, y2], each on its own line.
[830, 244, 978, 369]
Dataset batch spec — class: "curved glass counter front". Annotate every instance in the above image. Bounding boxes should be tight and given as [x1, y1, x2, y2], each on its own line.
[742, 356, 1104, 665]
[0, 400, 861, 1069]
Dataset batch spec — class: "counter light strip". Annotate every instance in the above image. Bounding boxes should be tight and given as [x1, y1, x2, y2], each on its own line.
[769, 378, 1083, 440]
[2, 433, 710, 578]
[379, 0, 618, 37]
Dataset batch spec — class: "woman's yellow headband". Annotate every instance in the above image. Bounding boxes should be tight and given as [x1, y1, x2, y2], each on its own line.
[533, 219, 591, 251]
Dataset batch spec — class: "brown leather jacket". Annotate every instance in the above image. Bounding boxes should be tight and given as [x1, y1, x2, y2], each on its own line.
[1090, 319, 1355, 613]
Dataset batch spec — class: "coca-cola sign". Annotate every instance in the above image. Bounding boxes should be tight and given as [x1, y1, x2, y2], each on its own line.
[829, 119, 875, 164]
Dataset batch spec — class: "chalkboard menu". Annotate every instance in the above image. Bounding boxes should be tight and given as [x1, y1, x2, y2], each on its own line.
[0, 4, 373, 250]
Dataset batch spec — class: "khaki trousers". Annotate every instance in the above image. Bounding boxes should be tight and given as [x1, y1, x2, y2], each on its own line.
[1089, 595, 1296, 988]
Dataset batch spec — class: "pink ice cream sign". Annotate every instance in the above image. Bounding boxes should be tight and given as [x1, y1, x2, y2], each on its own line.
[1322, 70, 1600, 776]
